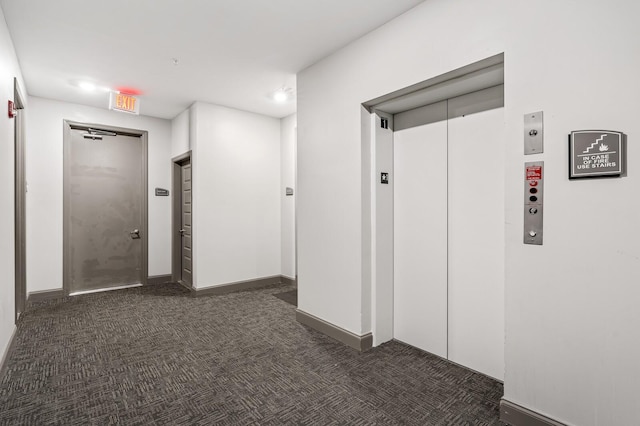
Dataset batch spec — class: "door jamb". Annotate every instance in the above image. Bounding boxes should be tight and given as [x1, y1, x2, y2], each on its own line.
[293, 127, 298, 284]
[171, 151, 191, 287]
[14, 78, 26, 322]
[62, 120, 149, 295]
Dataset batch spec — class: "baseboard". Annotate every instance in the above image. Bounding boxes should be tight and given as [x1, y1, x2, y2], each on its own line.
[0, 327, 18, 382]
[27, 288, 65, 303]
[500, 399, 567, 426]
[280, 275, 296, 286]
[27, 277, 172, 300]
[295, 309, 373, 352]
[193, 275, 284, 297]
[146, 274, 173, 285]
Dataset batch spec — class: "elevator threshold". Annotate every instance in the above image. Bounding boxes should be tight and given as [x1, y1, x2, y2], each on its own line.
[69, 283, 142, 297]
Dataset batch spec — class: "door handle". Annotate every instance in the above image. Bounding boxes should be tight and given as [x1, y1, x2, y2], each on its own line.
[179, 229, 185, 235]
[130, 229, 140, 239]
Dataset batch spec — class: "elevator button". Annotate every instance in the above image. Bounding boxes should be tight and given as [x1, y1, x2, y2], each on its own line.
[529, 230, 537, 237]
[529, 195, 538, 202]
[529, 188, 538, 194]
[529, 207, 538, 214]
[529, 181, 538, 187]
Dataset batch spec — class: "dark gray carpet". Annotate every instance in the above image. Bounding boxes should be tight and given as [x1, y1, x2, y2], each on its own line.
[0, 283, 504, 425]
[273, 289, 297, 306]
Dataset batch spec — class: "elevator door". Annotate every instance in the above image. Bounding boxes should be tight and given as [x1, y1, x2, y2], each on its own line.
[447, 90, 504, 380]
[66, 127, 144, 294]
[393, 86, 504, 380]
[393, 101, 448, 358]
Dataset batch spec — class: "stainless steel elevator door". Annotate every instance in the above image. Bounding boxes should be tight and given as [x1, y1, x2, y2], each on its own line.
[68, 128, 143, 294]
[181, 159, 192, 287]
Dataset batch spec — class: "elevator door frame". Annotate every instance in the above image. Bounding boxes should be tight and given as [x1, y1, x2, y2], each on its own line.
[62, 120, 149, 295]
[363, 54, 505, 380]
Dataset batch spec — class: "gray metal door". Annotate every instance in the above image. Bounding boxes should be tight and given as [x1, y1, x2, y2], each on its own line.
[66, 126, 144, 294]
[180, 160, 192, 286]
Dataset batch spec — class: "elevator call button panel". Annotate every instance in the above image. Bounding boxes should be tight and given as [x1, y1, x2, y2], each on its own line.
[524, 111, 543, 155]
[524, 161, 543, 245]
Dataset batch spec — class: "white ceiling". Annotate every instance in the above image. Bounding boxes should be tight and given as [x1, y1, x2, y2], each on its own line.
[0, 0, 425, 119]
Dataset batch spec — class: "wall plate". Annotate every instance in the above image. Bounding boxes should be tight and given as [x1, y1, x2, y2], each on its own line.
[524, 161, 543, 245]
[524, 111, 543, 155]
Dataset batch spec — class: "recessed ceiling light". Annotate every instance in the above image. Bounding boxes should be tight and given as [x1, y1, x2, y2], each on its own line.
[78, 81, 96, 91]
[272, 87, 294, 103]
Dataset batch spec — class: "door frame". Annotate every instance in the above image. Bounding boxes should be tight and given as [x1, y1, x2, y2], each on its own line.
[362, 54, 505, 347]
[62, 120, 149, 295]
[171, 151, 191, 287]
[14, 78, 26, 322]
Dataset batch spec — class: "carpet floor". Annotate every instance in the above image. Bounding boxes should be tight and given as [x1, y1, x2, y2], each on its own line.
[272, 289, 297, 307]
[0, 283, 504, 425]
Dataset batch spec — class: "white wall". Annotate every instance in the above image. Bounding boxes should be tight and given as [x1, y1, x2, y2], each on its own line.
[297, 0, 640, 424]
[502, 3, 639, 424]
[0, 4, 26, 367]
[280, 114, 296, 280]
[171, 108, 190, 158]
[26, 96, 172, 292]
[190, 102, 281, 289]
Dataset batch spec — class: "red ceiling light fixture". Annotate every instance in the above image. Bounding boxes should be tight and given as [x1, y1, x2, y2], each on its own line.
[116, 86, 143, 96]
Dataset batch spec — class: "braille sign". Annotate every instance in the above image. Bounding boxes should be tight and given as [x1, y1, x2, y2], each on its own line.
[569, 130, 624, 179]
